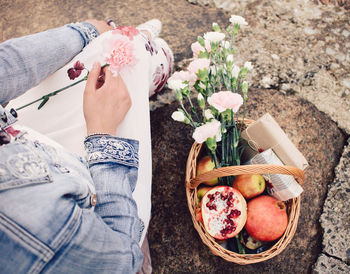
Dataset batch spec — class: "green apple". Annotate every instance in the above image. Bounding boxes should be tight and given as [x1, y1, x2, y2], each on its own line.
[196, 156, 219, 186]
[232, 174, 265, 199]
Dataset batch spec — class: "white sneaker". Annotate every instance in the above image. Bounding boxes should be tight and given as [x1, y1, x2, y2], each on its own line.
[137, 19, 162, 39]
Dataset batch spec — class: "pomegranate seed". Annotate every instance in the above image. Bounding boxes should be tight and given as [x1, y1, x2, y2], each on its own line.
[224, 208, 228, 213]
[206, 202, 211, 208]
[229, 192, 233, 197]
[212, 204, 216, 210]
[227, 202, 232, 207]
[215, 191, 220, 196]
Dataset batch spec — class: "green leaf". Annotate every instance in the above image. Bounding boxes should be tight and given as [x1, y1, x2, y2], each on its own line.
[38, 97, 49, 109]
[181, 86, 191, 97]
[175, 90, 183, 101]
[198, 51, 209, 59]
[206, 137, 217, 153]
[197, 36, 205, 47]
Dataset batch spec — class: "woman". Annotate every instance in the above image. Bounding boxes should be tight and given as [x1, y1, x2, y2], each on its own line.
[0, 18, 172, 273]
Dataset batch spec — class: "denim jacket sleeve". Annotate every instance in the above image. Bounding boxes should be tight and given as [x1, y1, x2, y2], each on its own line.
[0, 22, 98, 104]
[84, 134, 142, 242]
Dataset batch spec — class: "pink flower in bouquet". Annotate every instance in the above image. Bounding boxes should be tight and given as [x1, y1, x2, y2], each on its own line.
[208, 91, 243, 113]
[191, 41, 211, 58]
[192, 119, 222, 144]
[103, 37, 135, 76]
[169, 70, 197, 87]
[188, 58, 210, 74]
[67, 61, 85, 80]
[112, 26, 140, 40]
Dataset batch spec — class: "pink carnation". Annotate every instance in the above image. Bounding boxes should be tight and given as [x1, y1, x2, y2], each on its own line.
[169, 70, 197, 87]
[112, 26, 140, 40]
[192, 119, 222, 144]
[188, 58, 210, 74]
[103, 37, 135, 76]
[191, 41, 211, 58]
[207, 91, 243, 113]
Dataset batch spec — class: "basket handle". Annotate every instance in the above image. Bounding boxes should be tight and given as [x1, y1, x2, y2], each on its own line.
[186, 164, 304, 190]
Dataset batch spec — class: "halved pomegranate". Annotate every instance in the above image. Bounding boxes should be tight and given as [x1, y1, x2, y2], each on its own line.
[201, 186, 247, 240]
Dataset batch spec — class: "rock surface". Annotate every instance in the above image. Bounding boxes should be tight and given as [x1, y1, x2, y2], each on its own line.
[314, 253, 350, 273]
[319, 142, 350, 263]
[150, 88, 346, 272]
[186, 0, 350, 134]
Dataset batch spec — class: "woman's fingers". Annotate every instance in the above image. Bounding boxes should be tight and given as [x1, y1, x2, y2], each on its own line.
[85, 62, 101, 93]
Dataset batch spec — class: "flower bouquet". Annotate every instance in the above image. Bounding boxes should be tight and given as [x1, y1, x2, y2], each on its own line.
[167, 15, 304, 264]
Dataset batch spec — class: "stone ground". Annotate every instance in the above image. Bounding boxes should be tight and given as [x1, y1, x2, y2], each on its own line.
[1, 0, 349, 273]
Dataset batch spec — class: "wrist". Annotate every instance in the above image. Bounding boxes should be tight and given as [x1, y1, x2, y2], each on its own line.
[86, 126, 116, 136]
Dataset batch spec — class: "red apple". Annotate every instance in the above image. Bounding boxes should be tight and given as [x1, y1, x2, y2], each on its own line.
[201, 186, 247, 240]
[196, 156, 219, 186]
[232, 174, 265, 199]
[245, 195, 288, 242]
[197, 186, 212, 205]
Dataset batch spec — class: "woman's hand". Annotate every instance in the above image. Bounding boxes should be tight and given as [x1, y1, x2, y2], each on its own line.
[83, 62, 131, 136]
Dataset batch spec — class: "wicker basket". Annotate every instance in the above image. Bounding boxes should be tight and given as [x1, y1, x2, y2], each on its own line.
[185, 120, 305, 265]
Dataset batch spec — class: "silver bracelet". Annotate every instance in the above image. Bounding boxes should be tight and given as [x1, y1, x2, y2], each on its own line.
[85, 133, 112, 139]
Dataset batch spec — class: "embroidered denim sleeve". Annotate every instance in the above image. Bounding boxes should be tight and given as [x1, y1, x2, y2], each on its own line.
[67, 22, 99, 48]
[84, 135, 139, 168]
[84, 134, 142, 244]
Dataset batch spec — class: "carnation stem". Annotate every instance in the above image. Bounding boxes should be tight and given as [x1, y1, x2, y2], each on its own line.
[187, 95, 201, 122]
[16, 64, 110, 111]
[180, 101, 196, 128]
[210, 150, 220, 170]
[16, 76, 87, 111]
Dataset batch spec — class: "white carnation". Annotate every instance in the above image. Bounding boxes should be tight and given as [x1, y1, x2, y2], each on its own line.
[171, 111, 185, 122]
[203, 32, 225, 43]
[204, 109, 214, 120]
[198, 82, 207, 90]
[192, 119, 222, 144]
[167, 79, 187, 91]
[244, 61, 253, 70]
[221, 40, 230, 49]
[229, 15, 248, 26]
[227, 54, 234, 62]
[198, 93, 204, 101]
[231, 65, 240, 78]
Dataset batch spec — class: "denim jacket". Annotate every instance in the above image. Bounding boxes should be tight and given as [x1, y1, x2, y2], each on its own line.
[0, 23, 143, 273]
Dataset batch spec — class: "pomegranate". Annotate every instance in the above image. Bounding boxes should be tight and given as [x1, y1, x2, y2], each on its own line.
[245, 195, 288, 242]
[201, 186, 247, 240]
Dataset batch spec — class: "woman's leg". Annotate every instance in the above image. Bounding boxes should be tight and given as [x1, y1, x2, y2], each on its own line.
[8, 28, 173, 244]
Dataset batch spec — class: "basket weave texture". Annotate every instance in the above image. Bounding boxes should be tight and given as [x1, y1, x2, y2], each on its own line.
[185, 120, 305, 265]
